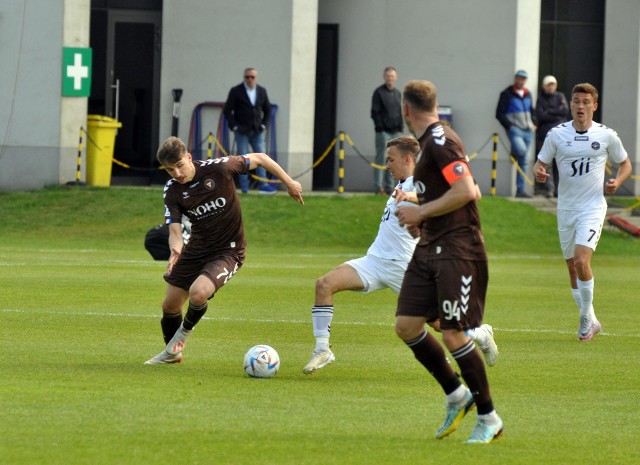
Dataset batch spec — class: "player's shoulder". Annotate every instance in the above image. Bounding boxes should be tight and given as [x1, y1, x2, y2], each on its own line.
[591, 123, 620, 138]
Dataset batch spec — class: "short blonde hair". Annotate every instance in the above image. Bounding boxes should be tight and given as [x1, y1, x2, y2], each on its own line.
[403, 80, 438, 113]
[386, 135, 420, 160]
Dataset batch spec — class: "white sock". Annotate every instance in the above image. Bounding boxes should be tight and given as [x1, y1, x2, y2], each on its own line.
[312, 306, 333, 350]
[571, 287, 581, 310]
[466, 328, 478, 342]
[478, 410, 501, 425]
[577, 278, 594, 319]
[446, 384, 468, 404]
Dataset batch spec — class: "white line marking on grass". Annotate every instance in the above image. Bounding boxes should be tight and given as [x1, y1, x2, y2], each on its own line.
[2, 308, 637, 338]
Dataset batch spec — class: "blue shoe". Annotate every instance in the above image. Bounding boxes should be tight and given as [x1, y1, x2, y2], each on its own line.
[435, 388, 475, 439]
[258, 184, 277, 195]
[464, 416, 504, 444]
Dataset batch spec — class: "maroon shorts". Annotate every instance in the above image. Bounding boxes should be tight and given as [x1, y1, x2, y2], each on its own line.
[164, 249, 245, 297]
[396, 253, 487, 331]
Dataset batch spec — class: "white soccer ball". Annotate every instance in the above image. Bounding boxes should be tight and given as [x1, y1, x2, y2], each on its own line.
[243, 344, 280, 378]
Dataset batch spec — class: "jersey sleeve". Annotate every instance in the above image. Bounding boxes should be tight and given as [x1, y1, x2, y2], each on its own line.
[537, 130, 557, 164]
[607, 130, 629, 164]
[163, 183, 183, 225]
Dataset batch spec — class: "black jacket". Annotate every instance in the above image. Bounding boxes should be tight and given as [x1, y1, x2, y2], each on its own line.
[371, 84, 403, 133]
[223, 83, 272, 134]
[535, 91, 569, 141]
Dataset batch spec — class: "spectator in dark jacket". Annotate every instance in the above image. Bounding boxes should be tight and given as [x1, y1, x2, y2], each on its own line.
[535, 75, 568, 197]
[496, 70, 537, 198]
[371, 67, 403, 194]
[223, 68, 274, 194]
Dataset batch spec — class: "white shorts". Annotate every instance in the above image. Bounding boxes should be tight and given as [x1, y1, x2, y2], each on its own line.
[557, 205, 607, 259]
[345, 254, 408, 295]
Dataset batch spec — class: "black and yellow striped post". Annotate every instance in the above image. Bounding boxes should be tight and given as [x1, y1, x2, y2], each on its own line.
[490, 132, 498, 196]
[338, 131, 345, 193]
[74, 127, 84, 183]
[207, 131, 213, 159]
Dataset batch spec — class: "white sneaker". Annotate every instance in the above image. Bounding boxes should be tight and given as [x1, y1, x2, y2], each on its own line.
[303, 348, 335, 374]
[578, 316, 601, 341]
[476, 324, 499, 367]
[166, 326, 191, 355]
[144, 350, 183, 365]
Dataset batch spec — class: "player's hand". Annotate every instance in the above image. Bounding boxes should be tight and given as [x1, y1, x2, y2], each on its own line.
[393, 188, 408, 202]
[407, 223, 421, 238]
[166, 248, 181, 275]
[605, 177, 619, 194]
[286, 180, 304, 205]
[535, 165, 550, 183]
[395, 204, 422, 227]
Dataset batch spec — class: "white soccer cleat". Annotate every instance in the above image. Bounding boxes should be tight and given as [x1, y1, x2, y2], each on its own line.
[144, 350, 184, 365]
[477, 324, 499, 367]
[303, 348, 335, 374]
[578, 316, 602, 341]
[166, 326, 191, 355]
[464, 416, 504, 444]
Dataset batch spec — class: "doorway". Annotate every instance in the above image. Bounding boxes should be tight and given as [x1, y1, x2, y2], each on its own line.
[313, 24, 339, 190]
[89, 7, 162, 183]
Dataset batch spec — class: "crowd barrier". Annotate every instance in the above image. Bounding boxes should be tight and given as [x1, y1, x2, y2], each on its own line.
[73, 126, 640, 203]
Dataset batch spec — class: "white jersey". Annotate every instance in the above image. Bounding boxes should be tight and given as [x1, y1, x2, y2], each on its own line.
[367, 177, 418, 261]
[538, 121, 628, 211]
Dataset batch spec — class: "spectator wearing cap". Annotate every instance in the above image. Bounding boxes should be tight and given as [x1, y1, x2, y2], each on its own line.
[534, 75, 569, 197]
[496, 70, 537, 198]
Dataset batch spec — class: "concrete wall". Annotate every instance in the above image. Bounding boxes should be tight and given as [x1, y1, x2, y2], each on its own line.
[160, 0, 317, 190]
[318, 0, 541, 195]
[603, 0, 640, 194]
[0, 0, 65, 190]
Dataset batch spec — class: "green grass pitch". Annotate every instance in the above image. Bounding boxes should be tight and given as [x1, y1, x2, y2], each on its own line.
[1, 187, 639, 464]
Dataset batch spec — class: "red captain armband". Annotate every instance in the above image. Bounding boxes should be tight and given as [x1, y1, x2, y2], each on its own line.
[442, 160, 470, 185]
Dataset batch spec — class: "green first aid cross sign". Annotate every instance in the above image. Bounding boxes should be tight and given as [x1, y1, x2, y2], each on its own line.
[62, 47, 92, 97]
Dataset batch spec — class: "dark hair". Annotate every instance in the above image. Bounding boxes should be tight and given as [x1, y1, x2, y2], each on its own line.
[386, 135, 420, 160]
[403, 80, 438, 113]
[572, 83, 599, 103]
[384, 66, 397, 74]
[156, 137, 187, 165]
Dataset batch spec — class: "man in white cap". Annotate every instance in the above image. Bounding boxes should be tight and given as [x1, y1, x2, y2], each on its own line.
[534, 75, 569, 197]
[496, 70, 537, 198]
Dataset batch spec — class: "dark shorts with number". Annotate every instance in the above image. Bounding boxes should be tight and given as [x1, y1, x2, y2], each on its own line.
[396, 253, 487, 331]
[164, 248, 245, 296]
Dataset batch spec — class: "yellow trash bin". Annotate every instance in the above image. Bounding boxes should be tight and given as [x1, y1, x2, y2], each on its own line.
[85, 114, 122, 187]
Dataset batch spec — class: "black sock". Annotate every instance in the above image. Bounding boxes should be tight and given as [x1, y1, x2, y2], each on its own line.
[183, 301, 208, 331]
[451, 339, 494, 414]
[405, 329, 460, 394]
[161, 312, 183, 344]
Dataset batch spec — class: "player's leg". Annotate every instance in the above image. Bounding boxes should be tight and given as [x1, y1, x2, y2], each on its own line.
[573, 207, 605, 340]
[439, 260, 502, 443]
[144, 284, 188, 365]
[466, 324, 499, 367]
[303, 263, 365, 374]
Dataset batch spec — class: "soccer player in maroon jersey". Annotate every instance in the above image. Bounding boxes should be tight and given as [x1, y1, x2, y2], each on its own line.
[144, 137, 303, 365]
[395, 80, 503, 444]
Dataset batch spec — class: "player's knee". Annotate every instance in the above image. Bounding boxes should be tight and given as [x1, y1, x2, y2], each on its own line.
[395, 319, 418, 341]
[315, 275, 334, 298]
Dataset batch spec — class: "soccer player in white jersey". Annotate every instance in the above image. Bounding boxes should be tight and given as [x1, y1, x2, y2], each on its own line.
[303, 135, 497, 374]
[534, 83, 632, 341]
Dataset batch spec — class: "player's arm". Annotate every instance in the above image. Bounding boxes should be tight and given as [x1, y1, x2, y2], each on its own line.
[246, 153, 304, 204]
[166, 223, 184, 274]
[605, 157, 632, 194]
[534, 158, 550, 184]
[393, 189, 419, 204]
[395, 171, 477, 227]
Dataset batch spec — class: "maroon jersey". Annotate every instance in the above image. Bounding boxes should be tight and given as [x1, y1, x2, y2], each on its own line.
[162, 156, 249, 258]
[414, 122, 486, 261]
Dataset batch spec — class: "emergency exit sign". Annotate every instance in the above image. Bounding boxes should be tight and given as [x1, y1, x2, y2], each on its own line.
[62, 47, 92, 97]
